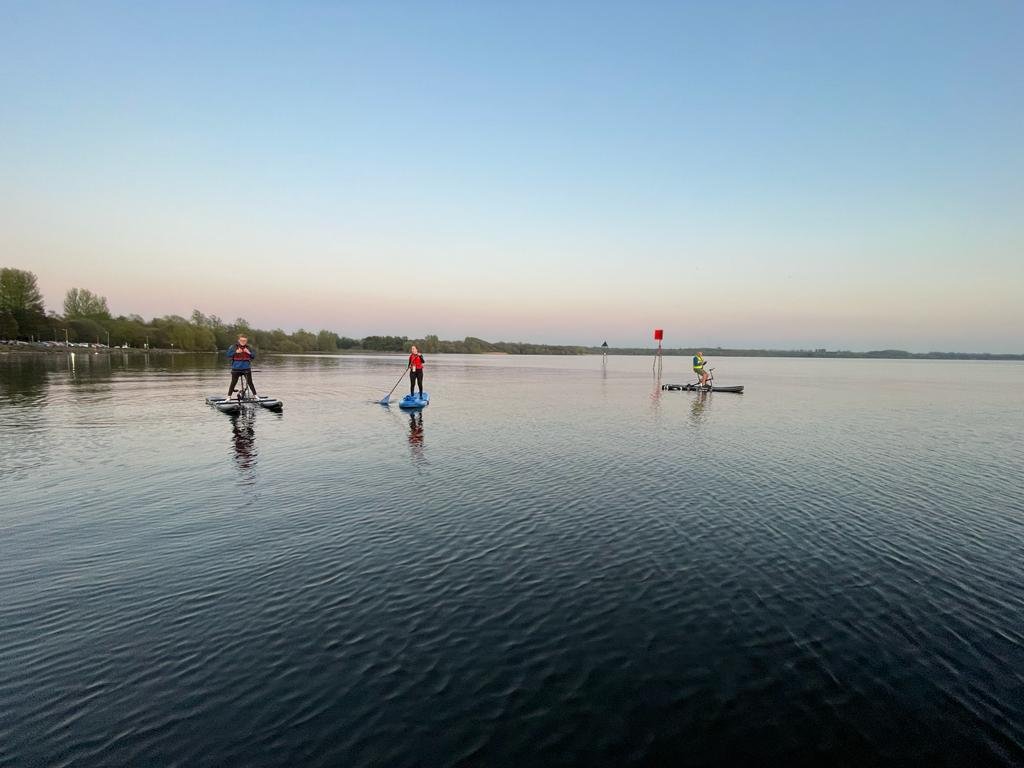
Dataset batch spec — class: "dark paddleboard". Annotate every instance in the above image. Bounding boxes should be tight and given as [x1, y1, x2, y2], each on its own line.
[398, 391, 430, 409]
[206, 395, 241, 413]
[206, 394, 284, 412]
[662, 384, 744, 393]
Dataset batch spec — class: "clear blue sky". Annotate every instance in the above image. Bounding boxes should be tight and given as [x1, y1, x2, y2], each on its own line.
[2, 1, 1021, 351]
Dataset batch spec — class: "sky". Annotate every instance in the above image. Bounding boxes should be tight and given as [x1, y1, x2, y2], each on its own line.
[1, 1, 1021, 351]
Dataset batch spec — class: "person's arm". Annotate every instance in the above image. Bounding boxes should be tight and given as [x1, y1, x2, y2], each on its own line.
[248, 347, 255, 361]
[226, 344, 236, 359]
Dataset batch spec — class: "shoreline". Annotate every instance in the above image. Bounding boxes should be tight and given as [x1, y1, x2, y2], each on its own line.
[2, 344, 1021, 362]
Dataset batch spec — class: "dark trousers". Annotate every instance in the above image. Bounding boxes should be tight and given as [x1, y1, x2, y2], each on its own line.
[229, 369, 256, 396]
[410, 369, 423, 395]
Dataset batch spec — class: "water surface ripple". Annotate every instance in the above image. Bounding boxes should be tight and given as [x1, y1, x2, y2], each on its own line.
[1, 354, 1022, 766]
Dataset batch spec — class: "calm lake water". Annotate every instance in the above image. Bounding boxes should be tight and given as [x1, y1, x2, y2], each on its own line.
[2, 352, 1022, 766]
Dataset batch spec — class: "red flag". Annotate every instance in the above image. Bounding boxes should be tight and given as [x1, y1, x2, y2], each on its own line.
[654, 329, 663, 341]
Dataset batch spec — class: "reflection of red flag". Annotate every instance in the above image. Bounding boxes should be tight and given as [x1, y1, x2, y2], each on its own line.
[654, 329, 663, 341]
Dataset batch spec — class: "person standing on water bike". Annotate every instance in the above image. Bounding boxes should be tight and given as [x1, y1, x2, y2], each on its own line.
[226, 334, 258, 399]
[408, 345, 425, 397]
[693, 351, 710, 387]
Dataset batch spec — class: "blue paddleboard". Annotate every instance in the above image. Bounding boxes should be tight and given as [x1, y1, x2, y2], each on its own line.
[398, 391, 429, 409]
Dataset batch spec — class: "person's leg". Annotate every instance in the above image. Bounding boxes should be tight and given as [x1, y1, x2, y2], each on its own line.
[244, 370, 257, 396]
[228, 370, 241, 397]
[415, 370, 424, 395]
[410, 369, 416, 396]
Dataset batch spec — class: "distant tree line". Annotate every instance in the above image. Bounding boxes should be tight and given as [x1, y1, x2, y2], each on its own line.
[0, 267, 591, 354]
[4, 267, 1019, 359]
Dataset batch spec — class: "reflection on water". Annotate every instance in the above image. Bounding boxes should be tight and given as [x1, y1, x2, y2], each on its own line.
[0, 354, 49, 402]
[230, 411, 258, 476]
[649, 371, 662, 414]
[689, 389, 710, 425]
[407, 411, 426, 466]
[2, 353, 1023, 767]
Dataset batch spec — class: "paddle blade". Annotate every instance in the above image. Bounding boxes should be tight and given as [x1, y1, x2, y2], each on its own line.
[378, 394, 390, 405]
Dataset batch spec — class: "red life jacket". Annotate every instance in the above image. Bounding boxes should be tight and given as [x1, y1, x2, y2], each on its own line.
[409, 353, 424, 370]
[233, 346, 253, 363]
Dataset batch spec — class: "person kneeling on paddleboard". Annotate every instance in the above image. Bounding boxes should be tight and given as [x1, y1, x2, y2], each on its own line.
[226, 335, 258, 399]
[693, 351, 710, 387]
[408, 345, 425, 397]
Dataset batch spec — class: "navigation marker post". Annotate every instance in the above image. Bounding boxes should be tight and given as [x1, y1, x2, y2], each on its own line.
[653, 329, 663, 378]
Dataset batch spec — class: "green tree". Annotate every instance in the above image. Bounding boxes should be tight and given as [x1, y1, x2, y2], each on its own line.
[0, 268, 44, 313]
[64, 287, 111, 319]
[292, 329, 317, 352]
[148, 327, 170, 348]
[463, 336, 495, 353]
[188, 310, 220, 350]
[40, 312, 65, 343]
[362, 335, 407, 351]
[107, 316, 148, 347]
[193, 326, 216, 350]
[266, 328, 291, 351]
[68, 317, 106, 343]
[0, 268, 46, 338]
[167, 322, 195, 350]
[316, 329, 338, 352]
[0, 309, 18, 339]
[150, 315, 190, 349]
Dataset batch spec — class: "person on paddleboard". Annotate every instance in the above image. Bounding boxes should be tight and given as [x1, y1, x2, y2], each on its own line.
[693, 351, 710, 387]
[408, 345, 425, 397]
[226, 335, 258, 399]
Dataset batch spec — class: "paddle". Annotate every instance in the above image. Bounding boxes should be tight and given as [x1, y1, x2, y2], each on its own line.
[379, 365, 410, 405]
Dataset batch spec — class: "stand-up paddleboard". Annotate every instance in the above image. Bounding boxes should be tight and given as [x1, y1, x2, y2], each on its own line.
[398, 391, 430, 409]
[206, 394, 284, 412]
[662, 383, 744, 394]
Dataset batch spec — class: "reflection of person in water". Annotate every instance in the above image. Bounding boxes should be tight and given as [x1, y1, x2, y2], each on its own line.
[231, 412, 258, 471]
[689, 389, 709, 425]
[408, 411, 425, 463]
